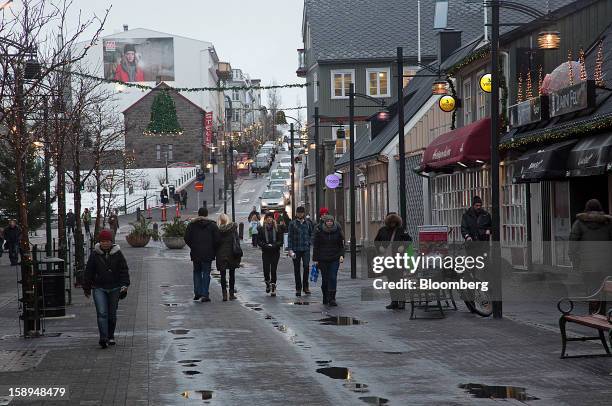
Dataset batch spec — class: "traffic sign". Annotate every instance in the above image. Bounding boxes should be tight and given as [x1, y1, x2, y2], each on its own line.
[194, 182, 204, 191]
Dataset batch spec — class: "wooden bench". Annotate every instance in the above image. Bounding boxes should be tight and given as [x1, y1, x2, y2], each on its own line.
[558, 277, 612, 358]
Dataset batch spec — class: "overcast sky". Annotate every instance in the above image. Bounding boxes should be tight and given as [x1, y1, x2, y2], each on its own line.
[70, 0, 306, 111]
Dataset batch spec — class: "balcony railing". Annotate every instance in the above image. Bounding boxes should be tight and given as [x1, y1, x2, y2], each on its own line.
[296, 49, 306, 78]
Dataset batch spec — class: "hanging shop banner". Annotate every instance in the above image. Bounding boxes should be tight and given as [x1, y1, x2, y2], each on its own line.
[509, 96, 548, 128]
[325, 174, 341, 189]
[549, 80, 595, 118]
[204, 112, 214, 146]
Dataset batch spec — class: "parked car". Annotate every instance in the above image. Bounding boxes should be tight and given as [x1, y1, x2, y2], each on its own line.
[260, 189, 285, 212]
[269, 184, 290, 204]
[251, 153, 271, 174]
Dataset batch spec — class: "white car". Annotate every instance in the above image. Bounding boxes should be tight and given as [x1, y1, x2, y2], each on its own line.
[278, 156, 292, 169]
[260, 189, 285, 212]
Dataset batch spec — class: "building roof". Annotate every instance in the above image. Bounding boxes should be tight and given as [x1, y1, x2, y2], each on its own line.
[303, 0, 576, 63]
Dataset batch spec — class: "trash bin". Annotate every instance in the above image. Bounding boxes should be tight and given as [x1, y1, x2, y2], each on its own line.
[38, 258, 66, 317]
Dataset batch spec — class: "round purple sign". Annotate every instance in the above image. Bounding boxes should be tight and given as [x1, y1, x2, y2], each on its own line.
[325, 174, 341, 189]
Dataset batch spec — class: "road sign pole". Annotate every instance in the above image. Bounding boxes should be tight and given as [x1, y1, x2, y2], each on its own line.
[197, 191, 200, 210]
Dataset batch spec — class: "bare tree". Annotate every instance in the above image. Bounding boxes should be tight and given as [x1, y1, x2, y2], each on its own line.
[266, 83, 282, 141]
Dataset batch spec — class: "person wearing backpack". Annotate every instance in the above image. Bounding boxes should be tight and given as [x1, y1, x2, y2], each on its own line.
[288, 206, 314, 297]
[257, 212, 284, 297]
[83, 229, 130, 349]
[216, 213, 242, 301]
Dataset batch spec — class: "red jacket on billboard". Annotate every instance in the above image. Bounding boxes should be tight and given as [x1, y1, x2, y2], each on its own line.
[114, 63, 145, 82]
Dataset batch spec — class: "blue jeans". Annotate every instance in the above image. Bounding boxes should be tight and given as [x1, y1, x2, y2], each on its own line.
[93, 287, 121, 341]
[319, 260, 340, 293]
[193, 261, 212, 298]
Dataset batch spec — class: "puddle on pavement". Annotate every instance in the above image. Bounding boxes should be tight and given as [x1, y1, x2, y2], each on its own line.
[162, 303, 183, 307]
[167, 315, 185, 320]
[287, 301, 319, 305]
[181, 363, 198, 367]
[252, 307, 263, 311]
[276, 325, 289, 333]
[178, 360, 202, 364]
[344, 382, 369, 393]
[183, 370, 201, 376]
[382, 351, 403, 355]
[174, 337, 195, 340]
[316, 367, 350, 380]
[460, 384, 539, 401]
[265, 315, 275, 320]
[359, 396, 389, 405]
[318, 316, 364, 326]
[245, 303, 262, 308]
[168, 329, 190, 335]
[160, 284, 171, 288]
[316, 360, 332, 365]
[181, 390, 213, 400]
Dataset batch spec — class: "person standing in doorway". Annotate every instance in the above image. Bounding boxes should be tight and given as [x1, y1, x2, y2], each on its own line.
[82, 208, 92, 239]
[288, 206, 314, 297]
[313, 214, 345, 306]
[216, 213, 242, 301]
[257, 212, 284, 297]
[184, 207, 220, 302]
[83, 229, 130, 349]
[66, 209, 76, 236]
[4, 219, 20, 266]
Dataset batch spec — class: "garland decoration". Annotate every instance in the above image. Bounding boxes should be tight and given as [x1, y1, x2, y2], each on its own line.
[568, 50, 574, 86]
[579, 48, 587, 81]
[144, 91, 183, 136]
[517, 72, 524, 102]
[595, 40, 605, 86]
[525, 70, 533, 99]
[538, 66, 543, 95]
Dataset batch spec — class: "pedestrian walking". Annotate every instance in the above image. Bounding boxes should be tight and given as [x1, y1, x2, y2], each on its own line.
[83, 229, 130, 349]
[216, 213, 242, 301]
[4, 219, 20, 266]
[312, 214, 344, 306]
[374, 213, 412, 310]
[108, 209, 119, 242]
[184, 207, 220, 302]
[181, 189, 188, 210]
[248, 206, 260, 247]
[569, 198, 612, 300]
[173, 191, 181, 208]
[82, 208, 92, 238]
[66, 209, 76, 236]
[160, 188, 169, 205]
[257, 212, 284, 297]
[460, 196, 492, 242]
[288, 206, 314, 297]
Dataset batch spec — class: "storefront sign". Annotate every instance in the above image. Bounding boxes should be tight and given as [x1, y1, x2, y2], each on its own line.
[325, 174, 341, 189]
[509, 96, 548, 128]
[204, 112, 214, 146]
[479, 73, 492, 93]
[549, 80, 595, 118]
[439, 95, 457, 112]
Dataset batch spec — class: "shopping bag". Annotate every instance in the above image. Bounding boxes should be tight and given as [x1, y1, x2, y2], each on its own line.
[309, 263, 319, 283]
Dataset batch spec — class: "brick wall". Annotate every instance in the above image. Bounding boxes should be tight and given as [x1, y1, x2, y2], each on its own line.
[124, 88, 205, 168]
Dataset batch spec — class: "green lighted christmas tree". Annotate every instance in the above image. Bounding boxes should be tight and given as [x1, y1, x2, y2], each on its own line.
[145, 91, 183, 135]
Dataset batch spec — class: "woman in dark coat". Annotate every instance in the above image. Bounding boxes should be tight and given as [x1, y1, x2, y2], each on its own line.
[312, 214, 345, 306]
[216, 213, 242, 301]
[374, 213, 413, 310]
[83, 229, 130, 348]
[257, 212, 284, 297]
[569, 198, 612, 297]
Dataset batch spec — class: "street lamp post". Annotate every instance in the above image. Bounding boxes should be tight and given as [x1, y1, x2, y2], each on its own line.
[397, 47, 407, 228]
[289, 123, 296, 219]
[313, 107, 321, 219]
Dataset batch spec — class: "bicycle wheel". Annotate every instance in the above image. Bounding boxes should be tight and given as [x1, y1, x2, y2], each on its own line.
[471, 287, 493, 317]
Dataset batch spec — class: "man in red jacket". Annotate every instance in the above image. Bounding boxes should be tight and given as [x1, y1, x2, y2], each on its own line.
[114, 44, 144, 82]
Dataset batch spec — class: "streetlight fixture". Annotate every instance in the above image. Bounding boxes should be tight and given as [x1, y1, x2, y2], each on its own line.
[537, 31, 561, 50]
[432, 79, 448, 95]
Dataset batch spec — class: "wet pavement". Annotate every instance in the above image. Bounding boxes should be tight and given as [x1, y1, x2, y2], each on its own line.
[0, 153, 611, 405]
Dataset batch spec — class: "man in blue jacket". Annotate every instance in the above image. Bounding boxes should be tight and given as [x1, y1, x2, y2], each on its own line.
[288, 206, 314, 297]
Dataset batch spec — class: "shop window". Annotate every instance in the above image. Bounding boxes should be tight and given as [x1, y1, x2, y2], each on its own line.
[331, 69, 354, 99]
[463, 78, 473, 125]
[501, 164, 527, 248]
[156, 144, 161, 161]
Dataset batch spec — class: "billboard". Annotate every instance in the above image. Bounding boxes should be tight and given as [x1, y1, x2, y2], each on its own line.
[103, 37, 175, 82]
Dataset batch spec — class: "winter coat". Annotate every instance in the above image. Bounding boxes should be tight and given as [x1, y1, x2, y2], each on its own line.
[3, 225, 20, 244]
[66, 212, 76, 227]
[461, 207, 492, 241]
[569, 211, 612, 275]
[374, 214, 412, 243]
[248, 211, 260, 222]
[312, 222, 345, 262]
[83, 243, 130, 291]
[108, 214, 119, 231]
[257, 224, 284, 254]
[114, 62, 144, 82]
[287, 218, 314, 252]
[216, 222, 242, 270]
[82, 211, 92, 225]
[184, 216, 220, 262]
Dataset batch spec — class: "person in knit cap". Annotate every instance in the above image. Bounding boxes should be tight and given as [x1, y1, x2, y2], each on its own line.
[318, 207, 330, 227]
[312, 213, 345, 306]
[83, 229, 130, 349]
[461, 196, 491, 242]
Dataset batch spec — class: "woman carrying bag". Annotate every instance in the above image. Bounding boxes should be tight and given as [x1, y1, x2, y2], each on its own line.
[257, 212, 284, 297]
[216, 213, 242, 301]
[83, 229, 130, 349]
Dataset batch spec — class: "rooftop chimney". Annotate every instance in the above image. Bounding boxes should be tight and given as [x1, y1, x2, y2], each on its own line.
[123, 24, 129, 32]
[438, 29, 462, 64]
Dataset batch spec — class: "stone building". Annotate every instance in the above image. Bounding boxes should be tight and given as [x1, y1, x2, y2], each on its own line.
[124, 83, 206, 168]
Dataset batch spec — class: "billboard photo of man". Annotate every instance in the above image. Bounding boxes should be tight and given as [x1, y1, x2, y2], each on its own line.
[114, 44, 144, 82]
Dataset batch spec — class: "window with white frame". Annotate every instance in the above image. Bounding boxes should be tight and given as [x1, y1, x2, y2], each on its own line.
[232, 109, 240, 123]
[232, 89, 240, 101]
[476, 71, 487, 120]
[380, 182, 387, 220]
[356, 188, 362, 223]
[313, 72, 318, 103]
[332, 125, 348, 158]
[369, 184, 377, 222]
[305, 22, 311, 50]
[367, 68, 390, 97]
[167, 144, 173, 161]
[463, 78, 473, 124]
[331, 69, 354, 99]
[156, 144, 161, 161]
[501, 163, 527, 247]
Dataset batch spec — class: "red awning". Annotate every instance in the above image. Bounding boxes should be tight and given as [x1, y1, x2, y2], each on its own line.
[420, 118, 491, 171]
